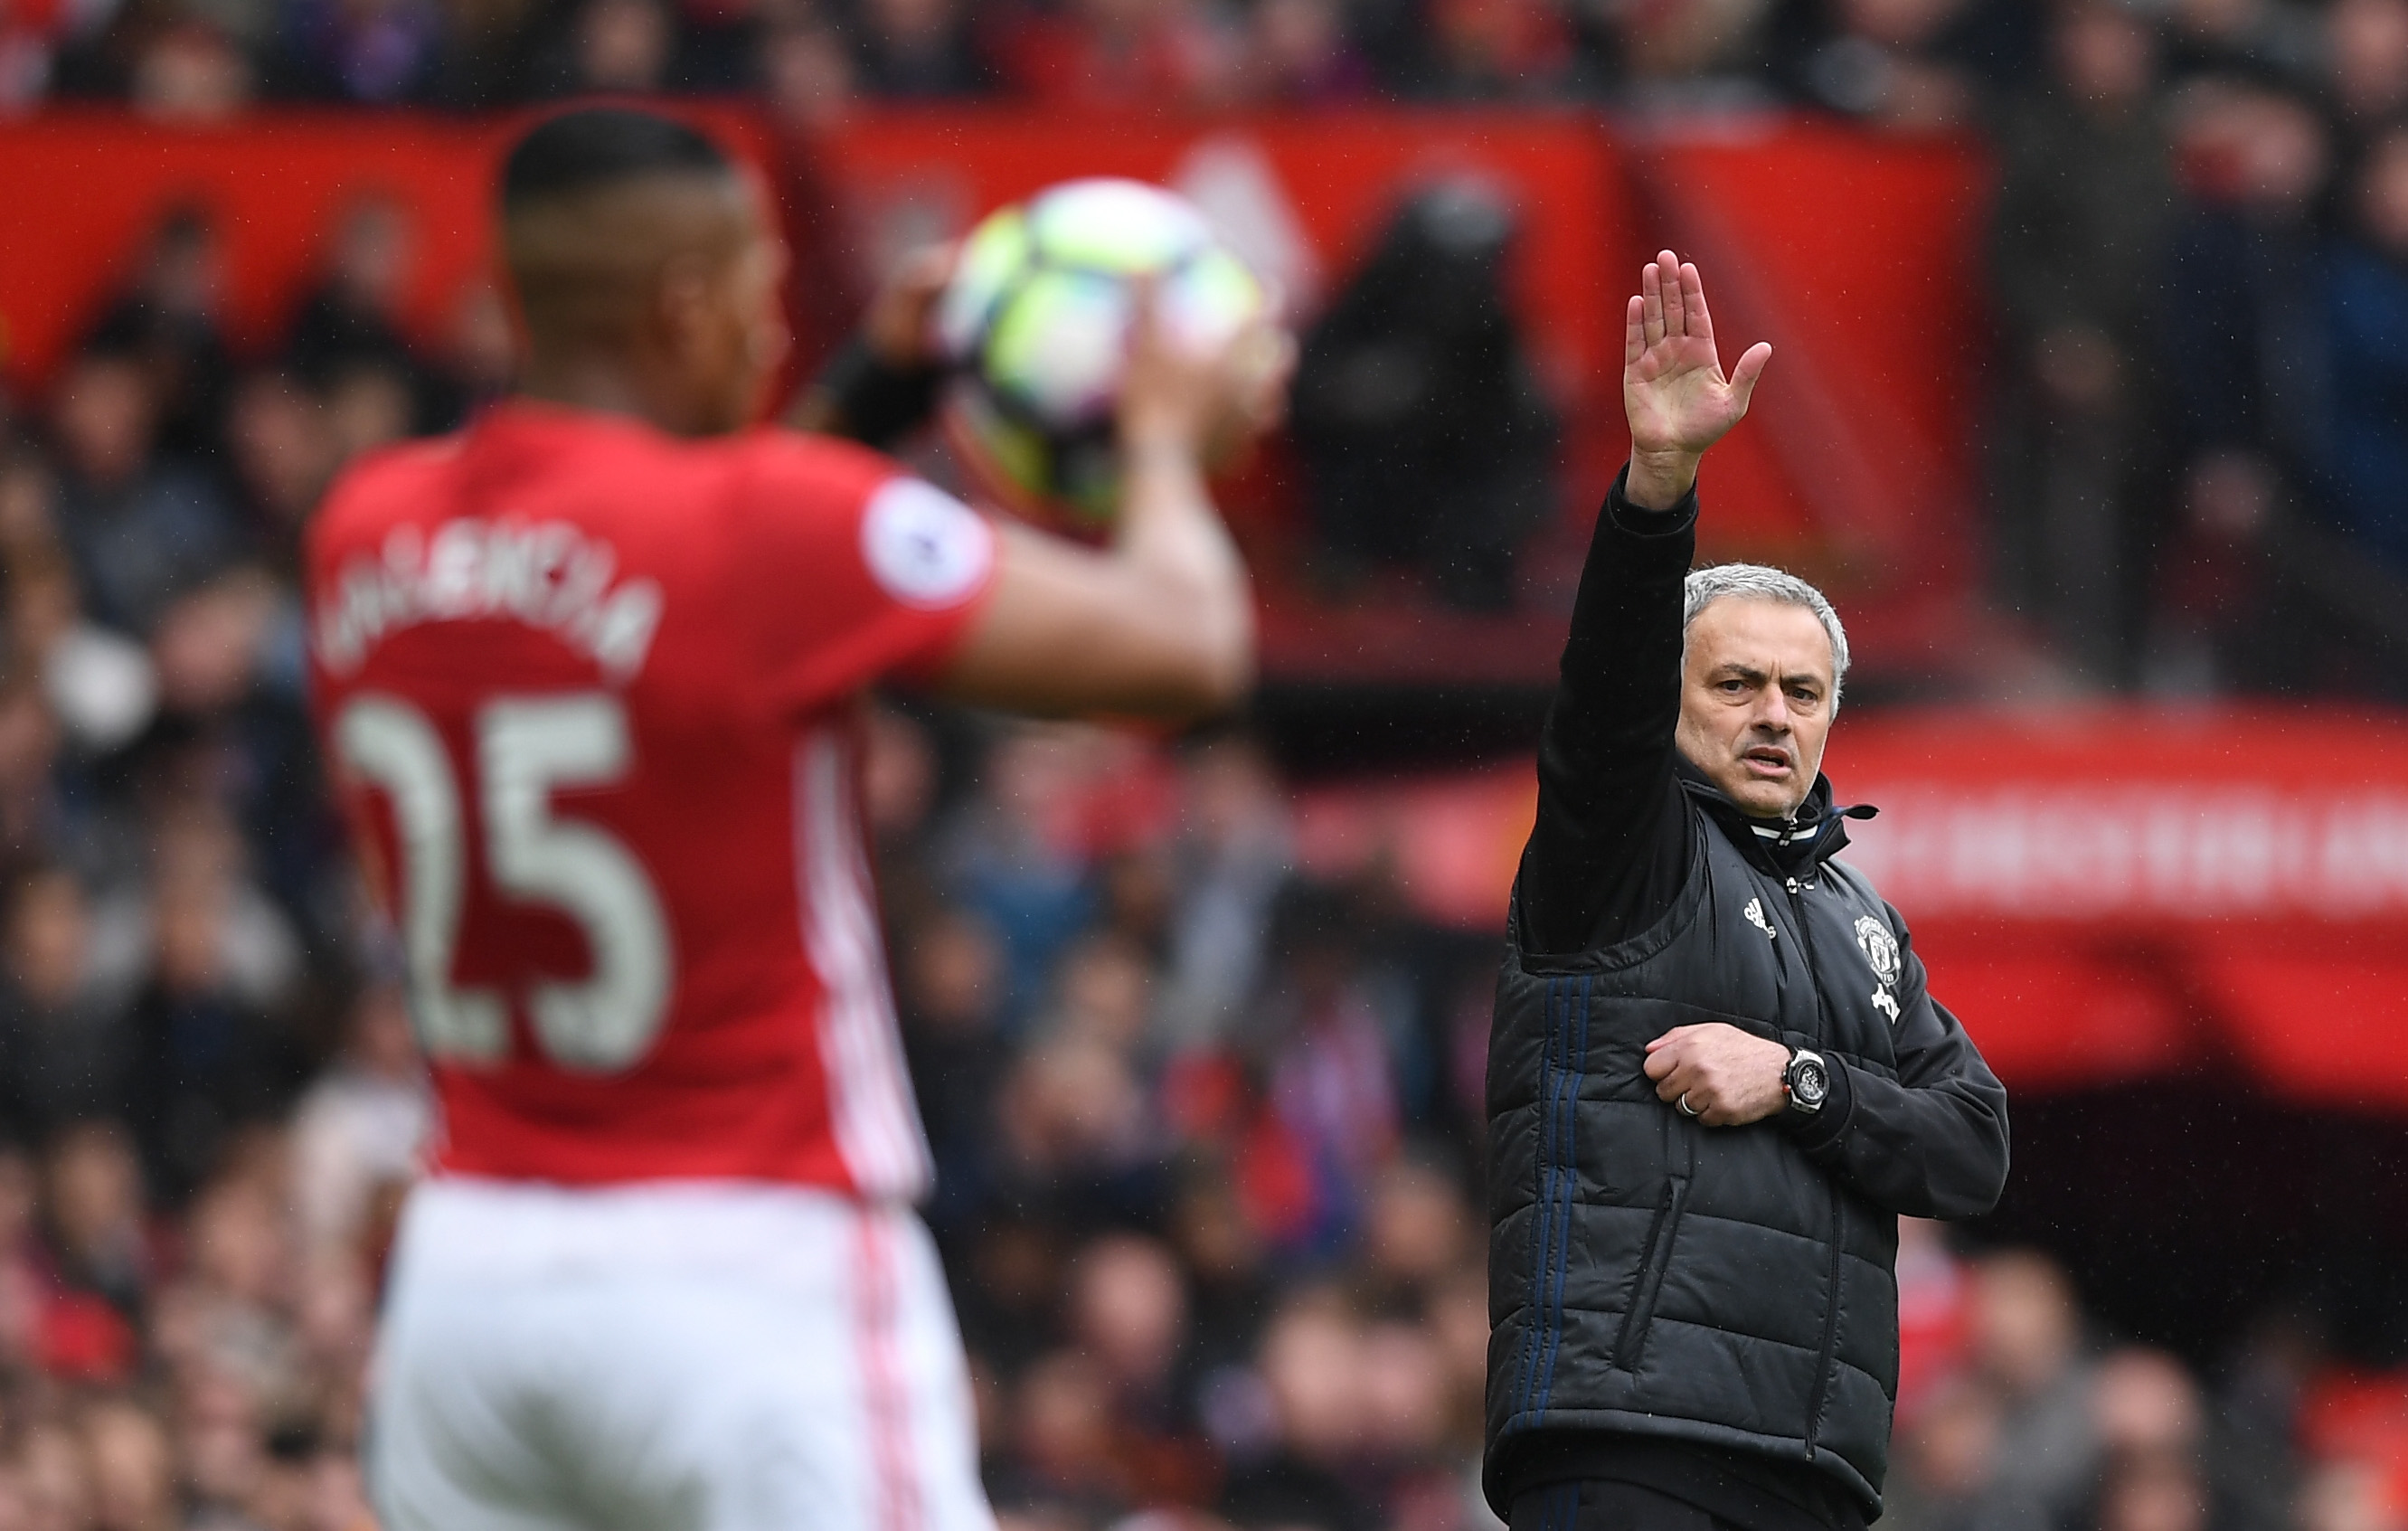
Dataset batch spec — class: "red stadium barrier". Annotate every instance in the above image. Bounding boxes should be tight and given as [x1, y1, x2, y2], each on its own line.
[0, 107, 1996, 682]
[0, 106, 785, 390]
[1292, 705, 2408, 1107]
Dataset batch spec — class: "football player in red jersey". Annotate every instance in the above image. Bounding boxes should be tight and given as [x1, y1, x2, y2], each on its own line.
[308, 109, 1270, 1531]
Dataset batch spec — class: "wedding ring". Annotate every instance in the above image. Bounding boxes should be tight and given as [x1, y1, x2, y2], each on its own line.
[1676, 1092, 1700, 1118]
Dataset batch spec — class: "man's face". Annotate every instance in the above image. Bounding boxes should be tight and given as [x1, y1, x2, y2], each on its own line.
[1673, 596, 1836, 818]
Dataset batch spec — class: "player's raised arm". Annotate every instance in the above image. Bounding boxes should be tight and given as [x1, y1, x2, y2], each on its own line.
[935, 295, 1280, 720]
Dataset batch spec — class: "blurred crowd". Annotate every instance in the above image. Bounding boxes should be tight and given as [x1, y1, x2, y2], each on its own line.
[11, 0, 2408, 123]
[0, 193, 2394, 1527]
[1983, 0, 2408, 694]
[5, 0, 2408, 682]
[0, 8, 2403, 1518]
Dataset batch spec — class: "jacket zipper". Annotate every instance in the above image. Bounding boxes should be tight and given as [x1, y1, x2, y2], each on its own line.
[1785, 874, 1847, 1458]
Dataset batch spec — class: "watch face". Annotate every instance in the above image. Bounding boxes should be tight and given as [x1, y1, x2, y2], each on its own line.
[1791, 1060, 1829, 1108]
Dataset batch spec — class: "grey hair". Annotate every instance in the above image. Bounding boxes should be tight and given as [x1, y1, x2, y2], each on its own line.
[1681, 563, 1850, 708]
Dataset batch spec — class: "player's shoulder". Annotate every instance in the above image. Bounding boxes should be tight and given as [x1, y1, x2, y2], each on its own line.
[722, 426, 899, 506]
[309, 434, 466, 559]
[722, 429, 996, 615]
[325, 432, 464, 503]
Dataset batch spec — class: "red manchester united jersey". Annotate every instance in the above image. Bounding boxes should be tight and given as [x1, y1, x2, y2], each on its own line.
[307, 402, 996, 1198]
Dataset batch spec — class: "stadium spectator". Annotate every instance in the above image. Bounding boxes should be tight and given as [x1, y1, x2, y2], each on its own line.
[2158, 0, 2320, 91]
[1404, 0, 1574, 99]
[1068, 1232, 1218, 1499]
[412, 0, 547, 105]
[993, 0, 1250, 106]
[2151, 84, 2334, 692]
[989, 1028, 1166, 1226]
[2325, 0, 2408, 140]
[999, 1347, 1135, 1521]
[1290, 183, 1560, 610]
[2214, 1307, 2328, 1531]
[845, 0, 992, 96]
[269, 0, 446, 100]
[80, 206, 236, 467]
[1156, 732, 1290, 1053]
[941, 724, 1111, 1013]
[1592, 0, 1775, 95]
[1778, 0, 2021, 128]
[281, 196, 435, 427]
[528, 0, 678, 95]
[757, 10, 856, 123]
[1250, 877, 1403, 1252]
[1970, 1249, 2101, 1531]
[2093, 1347, 2208, 1465]
[0, 0, 99, 108]
[1247, 0, 1373, 101]
[1988, 0, 2176, 687]
[900, 905, 1015, 1215]
[433, 275, 517, 411]
[39, 1120, 152, 1324]
[2326, 123, 2408, 572]
[1355, 1156, 1474, 1315]
[1219, 1290, 1380, 1531]
[127, 18, 254, 119]
[80, 1393, 177, 1531]
[223, 369, 342, 567]
[2095, 1450, 2210, 1531]
[0, 865, 127, 1142]
[46, 345, 240, 640]
[1880, 1378, 2052, 1531]
[118, 813, 307, 1205]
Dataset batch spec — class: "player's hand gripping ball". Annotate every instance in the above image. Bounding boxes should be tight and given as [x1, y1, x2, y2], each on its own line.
[933, 178, 1271, 535]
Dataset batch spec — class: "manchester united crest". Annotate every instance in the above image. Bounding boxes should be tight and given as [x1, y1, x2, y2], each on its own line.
[1854, 915, 1901, 987]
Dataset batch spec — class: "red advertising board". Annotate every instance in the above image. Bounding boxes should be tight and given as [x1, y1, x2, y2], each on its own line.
[1293, 706, 2408, 1108]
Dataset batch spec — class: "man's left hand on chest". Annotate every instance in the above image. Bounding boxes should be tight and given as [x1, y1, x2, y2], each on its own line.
[1644, 1023, 1793, 1127]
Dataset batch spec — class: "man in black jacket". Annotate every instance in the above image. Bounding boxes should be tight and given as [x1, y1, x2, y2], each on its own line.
[1485, 251, 2010, 1531]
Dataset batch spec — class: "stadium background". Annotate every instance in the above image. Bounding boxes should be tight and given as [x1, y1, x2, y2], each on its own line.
[3, 0, 2408, 1523]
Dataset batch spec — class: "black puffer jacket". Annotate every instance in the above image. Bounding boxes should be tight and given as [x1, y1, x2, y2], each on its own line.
[1483, 475, 2010, 1521]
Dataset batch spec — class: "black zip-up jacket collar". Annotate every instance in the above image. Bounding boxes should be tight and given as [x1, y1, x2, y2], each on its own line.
[1674, 763, 1878, 882]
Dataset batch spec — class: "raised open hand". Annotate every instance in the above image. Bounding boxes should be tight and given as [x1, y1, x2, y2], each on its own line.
[1622, 250, 1772, 509]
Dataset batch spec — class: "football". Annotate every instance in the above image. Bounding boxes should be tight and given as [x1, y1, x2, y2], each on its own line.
[933, 177, 1268, 534]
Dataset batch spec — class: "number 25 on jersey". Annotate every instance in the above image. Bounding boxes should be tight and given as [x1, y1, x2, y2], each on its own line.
[335, 692, 675, 1073]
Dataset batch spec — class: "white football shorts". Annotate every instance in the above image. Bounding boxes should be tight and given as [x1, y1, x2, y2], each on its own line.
[367, 1177, 996, 1531]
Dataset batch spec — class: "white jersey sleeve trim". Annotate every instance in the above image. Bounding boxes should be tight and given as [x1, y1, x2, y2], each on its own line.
[795, 727, 934, 1201]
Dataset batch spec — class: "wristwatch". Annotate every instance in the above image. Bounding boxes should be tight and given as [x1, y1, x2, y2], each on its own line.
[1784, 1048, 1831, 1116]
